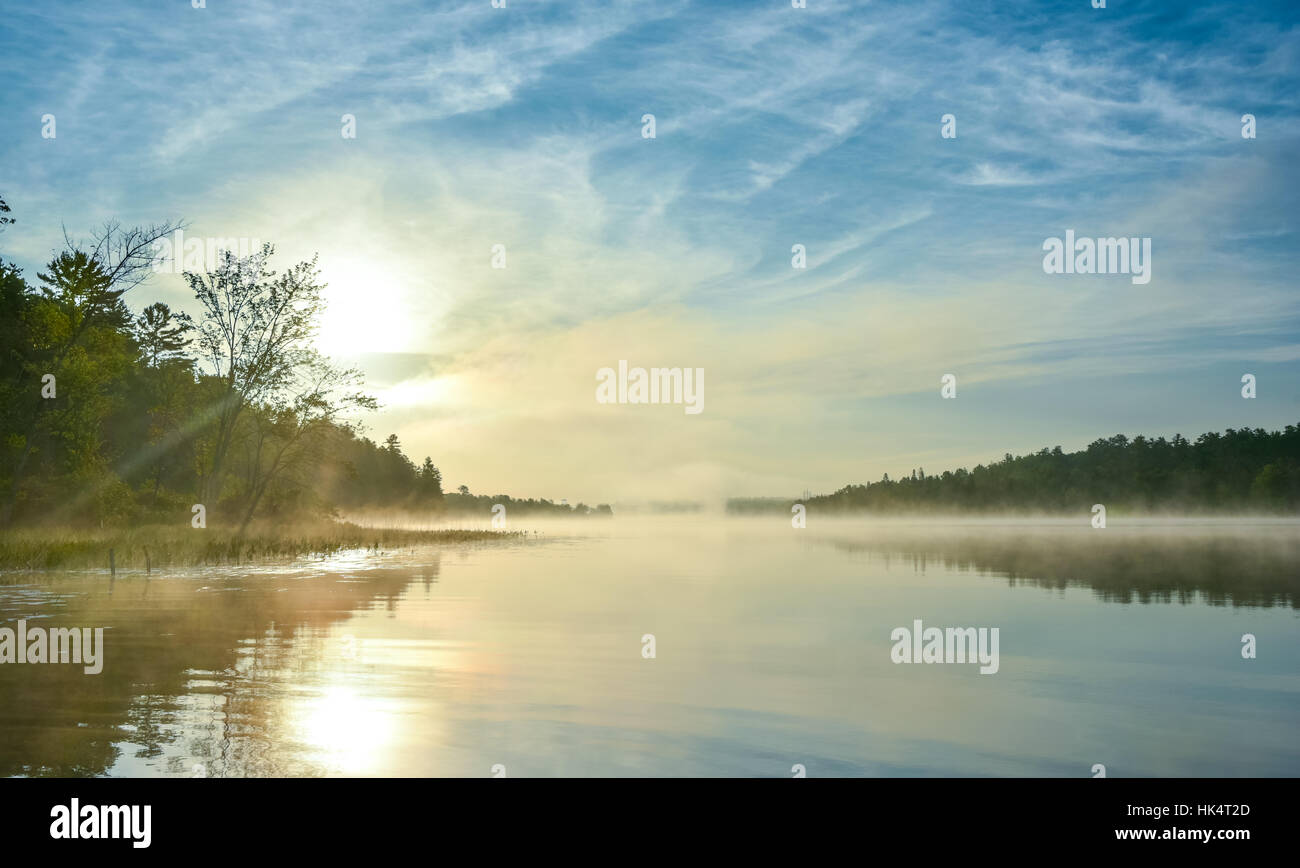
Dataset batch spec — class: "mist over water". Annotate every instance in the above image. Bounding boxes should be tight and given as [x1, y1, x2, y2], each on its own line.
[1, 516, 1296, 777]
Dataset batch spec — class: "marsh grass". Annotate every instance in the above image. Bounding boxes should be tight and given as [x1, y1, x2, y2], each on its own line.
[0, 521, 520, 572]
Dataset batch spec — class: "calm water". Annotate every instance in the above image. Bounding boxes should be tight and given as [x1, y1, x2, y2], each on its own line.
[1, 518, 1297, 777]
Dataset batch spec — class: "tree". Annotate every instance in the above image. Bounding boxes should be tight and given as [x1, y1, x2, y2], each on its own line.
[135, 302, 192, 366]
[184, 243, 376, 528]
[0, 203, 530, 528]
[0, 251, 140, 526]
[186, 244, 328, 504]
[234, 357, 375, 532]
[420, 457, 443, 502]
[67, 217, 185, 297]
[38, 251, 129, 334]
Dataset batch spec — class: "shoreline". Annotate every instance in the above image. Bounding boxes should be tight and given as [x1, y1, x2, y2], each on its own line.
[0, 522, 521, 573]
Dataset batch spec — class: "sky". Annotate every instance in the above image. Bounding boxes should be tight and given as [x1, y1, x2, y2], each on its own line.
[1, 0, 1298, 506]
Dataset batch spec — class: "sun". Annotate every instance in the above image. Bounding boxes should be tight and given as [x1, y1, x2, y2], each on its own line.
[315, 258, 420, 357]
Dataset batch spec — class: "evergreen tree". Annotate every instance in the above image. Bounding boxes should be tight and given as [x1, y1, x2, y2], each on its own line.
[134, 302, 192, 366]
[420, 457, 443, 501]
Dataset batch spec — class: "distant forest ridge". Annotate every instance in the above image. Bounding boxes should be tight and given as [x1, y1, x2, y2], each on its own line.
[727, 424, 1300, 514]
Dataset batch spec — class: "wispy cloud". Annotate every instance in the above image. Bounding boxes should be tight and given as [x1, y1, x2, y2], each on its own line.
[2, 0, 1297, 500]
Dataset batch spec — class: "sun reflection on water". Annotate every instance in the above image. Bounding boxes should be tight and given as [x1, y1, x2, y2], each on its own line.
[292, 683, 397, 776]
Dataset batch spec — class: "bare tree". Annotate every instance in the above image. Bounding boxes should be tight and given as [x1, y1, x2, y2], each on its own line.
[185, 243, 376, 522]
[62, 218, 185, 296]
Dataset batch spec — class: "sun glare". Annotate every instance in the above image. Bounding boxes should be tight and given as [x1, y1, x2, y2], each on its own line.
[294, 683, 396, 776]
[316, 258, 418, 356]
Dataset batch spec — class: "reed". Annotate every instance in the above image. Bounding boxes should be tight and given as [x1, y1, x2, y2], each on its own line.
[0, 521, 520, 572]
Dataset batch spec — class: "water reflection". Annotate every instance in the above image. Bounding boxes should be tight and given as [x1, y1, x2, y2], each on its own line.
[0, 552, 445, 777]
[0, 520, 1296, 777]
[815, 521, 1300, 608]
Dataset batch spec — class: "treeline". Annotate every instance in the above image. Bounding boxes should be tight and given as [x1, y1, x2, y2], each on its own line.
[317, 432, 446, 511]
[441, 492, 613, 517]
[0, 196, 607, 530]
[728, 425, 1300, 515]
[316, 433, 613, 517]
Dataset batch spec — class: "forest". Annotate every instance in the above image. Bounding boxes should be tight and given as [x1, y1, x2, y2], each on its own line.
[729, 424, 1300, 515]
[0, 195, 608, 532]
[3, 192, 1294, 529]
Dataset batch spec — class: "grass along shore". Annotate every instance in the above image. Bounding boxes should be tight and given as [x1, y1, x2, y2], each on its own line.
[0, 521, 520, 572]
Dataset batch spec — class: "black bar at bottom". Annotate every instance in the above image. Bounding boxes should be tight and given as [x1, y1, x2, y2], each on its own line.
[0, 777, 1283, 855]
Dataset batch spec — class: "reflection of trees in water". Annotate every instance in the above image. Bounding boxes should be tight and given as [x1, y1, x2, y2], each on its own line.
[825, 529, 1300, 609]
[0, 555, 439, 777]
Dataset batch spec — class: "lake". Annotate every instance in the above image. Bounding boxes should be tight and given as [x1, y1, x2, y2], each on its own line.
[1, 517, 1296, 777]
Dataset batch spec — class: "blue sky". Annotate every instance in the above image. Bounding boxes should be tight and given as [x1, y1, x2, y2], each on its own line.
[1, 0, 1298, 503]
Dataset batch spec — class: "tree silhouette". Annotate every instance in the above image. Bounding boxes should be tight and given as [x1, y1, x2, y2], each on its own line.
[135, 302, 192, 366]
[420, 457, 443, 501]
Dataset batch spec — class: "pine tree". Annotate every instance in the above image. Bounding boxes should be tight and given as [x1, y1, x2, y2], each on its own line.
[135, 302, 192, 365]
[420, 457, 443, 501]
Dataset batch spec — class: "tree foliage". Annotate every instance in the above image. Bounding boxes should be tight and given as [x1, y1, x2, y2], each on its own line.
[0, 204, 379, 527]
[726, 428, 1300, 515]
[0, 198, 607, 529]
